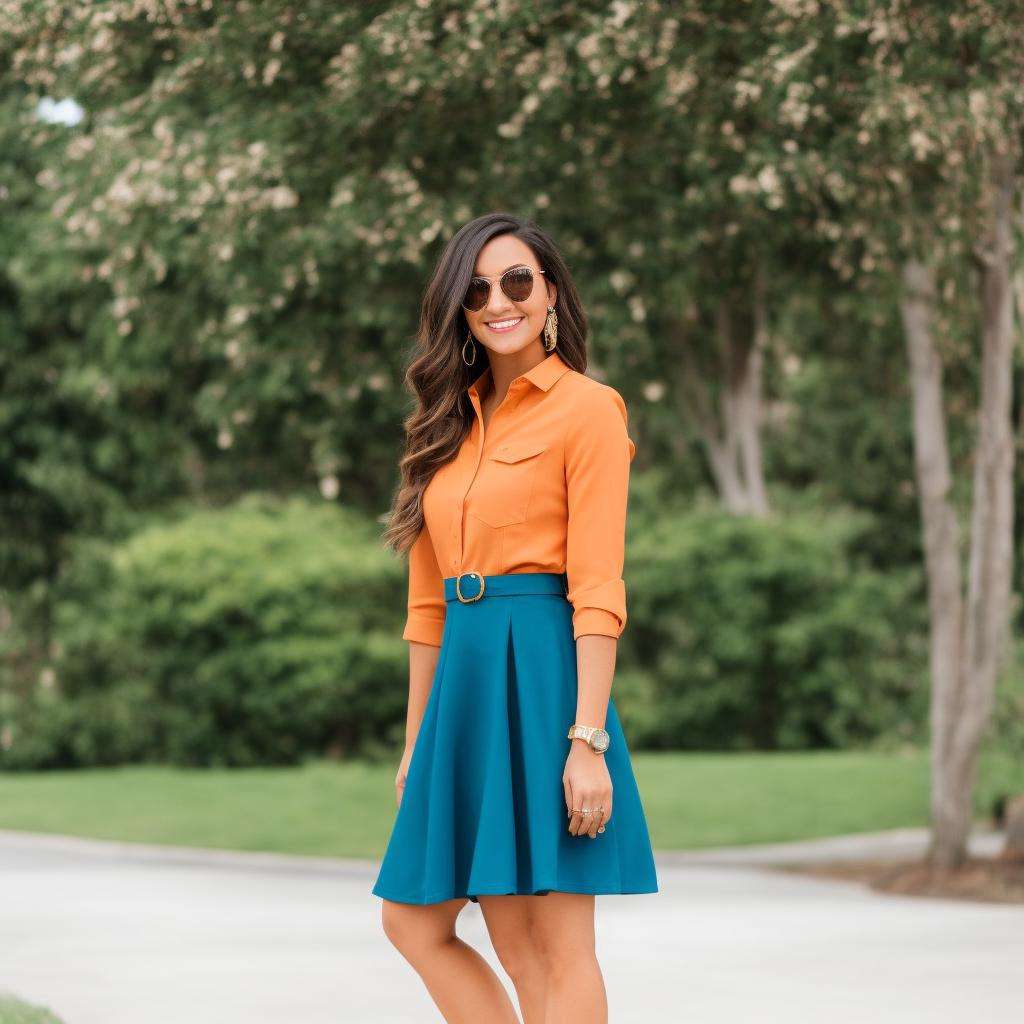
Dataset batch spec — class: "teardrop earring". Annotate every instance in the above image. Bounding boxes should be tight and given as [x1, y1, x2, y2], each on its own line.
[543, 306, 558, 352]
[462, 329, 477, 366]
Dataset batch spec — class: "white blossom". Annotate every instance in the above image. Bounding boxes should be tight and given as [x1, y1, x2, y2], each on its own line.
[609, 269, 634, 293]
[909, 128, 934, 160]
[265, 184, 299, 209]
[263, 58, 282, 86]
[227, 305, 250, 327]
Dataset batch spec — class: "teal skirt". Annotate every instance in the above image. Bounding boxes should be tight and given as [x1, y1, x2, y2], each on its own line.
[371, 571, 659, 905]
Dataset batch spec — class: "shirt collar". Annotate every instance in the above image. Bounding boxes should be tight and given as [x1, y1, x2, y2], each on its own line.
[466, 349, 571, 400]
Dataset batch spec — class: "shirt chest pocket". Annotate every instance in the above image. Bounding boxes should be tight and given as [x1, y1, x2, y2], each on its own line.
[469, 441, 549, 529]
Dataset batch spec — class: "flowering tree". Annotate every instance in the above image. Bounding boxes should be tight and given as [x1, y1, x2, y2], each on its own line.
[2, 0, 863, 520]
[814, 2, 1021, 868]
[2, 2, 1020, 864]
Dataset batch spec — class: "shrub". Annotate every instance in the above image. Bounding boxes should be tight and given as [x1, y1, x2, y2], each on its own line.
[618, 503, 928, 750]
[1, 494, 409, 768]
[0, 491, 933, 768]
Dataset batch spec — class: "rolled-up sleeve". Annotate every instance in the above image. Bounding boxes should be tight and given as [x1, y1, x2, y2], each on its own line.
[402, 523, 447, 646]
[563, 385, 637, 640]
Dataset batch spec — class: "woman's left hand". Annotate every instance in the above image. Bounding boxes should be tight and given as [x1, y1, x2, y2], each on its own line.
[563, 742, 613, 838]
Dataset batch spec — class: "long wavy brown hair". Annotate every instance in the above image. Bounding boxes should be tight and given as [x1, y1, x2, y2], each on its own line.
[383, 212, 590, 558]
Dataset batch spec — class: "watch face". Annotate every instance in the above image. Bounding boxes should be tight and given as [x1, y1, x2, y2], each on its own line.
[591, 728, 610, 752]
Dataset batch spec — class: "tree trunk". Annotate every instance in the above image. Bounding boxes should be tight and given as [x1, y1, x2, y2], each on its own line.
[900, 258, 968, 865]
[739, 265, 771, 517]
[671, 270, 771, 517]
[954, 151, 1017, 865]
[1002, 795, 1024, 862]
[900, 152, 1017, 870]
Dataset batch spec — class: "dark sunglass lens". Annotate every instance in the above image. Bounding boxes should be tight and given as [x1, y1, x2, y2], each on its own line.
[463, 278, 490, 311]
[502, 267, 535, 302]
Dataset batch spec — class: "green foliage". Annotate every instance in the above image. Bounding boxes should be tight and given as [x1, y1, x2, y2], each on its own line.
[618, 503, 928, 750]
[1, 494, 410, 769]
[0, 491, 934, 768]
[765, 291, 925, 570]
[0, 3, 1018, 769]
[989, 638, 1024, 772]
[0, 994, 65, 1024]
[1, 1, 1017, 602]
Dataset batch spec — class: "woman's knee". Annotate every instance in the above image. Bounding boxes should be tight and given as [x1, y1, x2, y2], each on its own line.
[542, 942, 599, 984]
[523, 894, 597, 981]
[380, 897, 461, 955]
[488, 924, 547, 985]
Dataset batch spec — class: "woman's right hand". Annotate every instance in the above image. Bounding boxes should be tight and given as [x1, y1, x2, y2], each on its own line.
[395, 746, 414, 808]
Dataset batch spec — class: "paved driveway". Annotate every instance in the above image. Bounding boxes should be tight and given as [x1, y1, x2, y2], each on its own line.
[0, 830, 1020, 1023]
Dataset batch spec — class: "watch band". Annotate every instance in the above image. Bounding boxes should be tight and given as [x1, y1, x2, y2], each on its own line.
[567, 723, 610, 753]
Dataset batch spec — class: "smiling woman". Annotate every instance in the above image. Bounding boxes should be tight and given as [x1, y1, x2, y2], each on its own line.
[375, 212, 657, 1024]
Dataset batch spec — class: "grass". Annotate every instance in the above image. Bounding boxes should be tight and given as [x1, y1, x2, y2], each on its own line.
[0, 747, 1018, 861]
[0, 995, 65, 1024]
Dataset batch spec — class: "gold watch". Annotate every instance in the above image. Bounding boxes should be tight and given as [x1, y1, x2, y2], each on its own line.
[567, 724, 610, 754]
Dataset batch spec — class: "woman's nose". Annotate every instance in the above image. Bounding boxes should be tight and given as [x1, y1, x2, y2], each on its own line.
[485, 292, 516, 318]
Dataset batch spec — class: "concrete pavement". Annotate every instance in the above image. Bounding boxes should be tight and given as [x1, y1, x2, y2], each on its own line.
[0, 828, 1020, 1024]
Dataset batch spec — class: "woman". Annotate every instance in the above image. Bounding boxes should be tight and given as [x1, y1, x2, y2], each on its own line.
[372, 212, 658, 1023]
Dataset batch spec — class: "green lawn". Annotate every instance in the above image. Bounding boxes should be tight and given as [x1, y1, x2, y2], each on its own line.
[0, 995, 65, 1024]
[0, 747, 1017, 861]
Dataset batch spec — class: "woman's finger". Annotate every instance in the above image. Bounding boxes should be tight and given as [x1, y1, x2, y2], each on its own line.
[572, 794, 596, 837]
[568, 802, 581, 836]
[567, 790, 585, 836]
[588, 791, 611, 838]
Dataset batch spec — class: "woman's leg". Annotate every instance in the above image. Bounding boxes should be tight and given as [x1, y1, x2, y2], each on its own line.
[380, 896, 522, 1023]
[477, 895, 549, 1024]
[529, 893, 606, 1024]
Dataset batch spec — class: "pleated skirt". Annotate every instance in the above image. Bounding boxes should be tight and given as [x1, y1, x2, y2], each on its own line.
[371, 571, 659, 905]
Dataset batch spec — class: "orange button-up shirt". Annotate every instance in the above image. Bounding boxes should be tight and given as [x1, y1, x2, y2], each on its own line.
[403, 349, 636, 647]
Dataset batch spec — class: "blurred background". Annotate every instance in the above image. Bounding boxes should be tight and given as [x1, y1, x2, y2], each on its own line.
[0, 2, 1022, 1021]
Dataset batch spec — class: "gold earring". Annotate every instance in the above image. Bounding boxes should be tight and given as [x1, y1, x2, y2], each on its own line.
[462, 329, 477, 365]
[543, 306, 558, 351]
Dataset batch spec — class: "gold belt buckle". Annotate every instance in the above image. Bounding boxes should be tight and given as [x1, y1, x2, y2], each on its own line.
[455, 571, 485, 603]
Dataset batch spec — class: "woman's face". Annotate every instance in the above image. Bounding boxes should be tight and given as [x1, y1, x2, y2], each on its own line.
[463, 234, 556, 357]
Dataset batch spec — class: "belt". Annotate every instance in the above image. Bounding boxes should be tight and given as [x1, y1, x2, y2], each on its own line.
[443, 571, 569, 604]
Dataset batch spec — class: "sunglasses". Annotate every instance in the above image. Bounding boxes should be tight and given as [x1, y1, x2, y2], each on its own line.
[462, 265, 547, 312]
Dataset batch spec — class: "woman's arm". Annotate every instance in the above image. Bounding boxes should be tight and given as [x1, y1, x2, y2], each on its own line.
[562, 385, 636, 838]
[403, 640, 441, 754]
[402, 523, 447, 646]
[563, 386, 636, 640]
[394, 523, 446, 804]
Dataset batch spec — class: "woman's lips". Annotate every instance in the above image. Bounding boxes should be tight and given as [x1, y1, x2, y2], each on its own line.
[486, 316, 524, 333]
